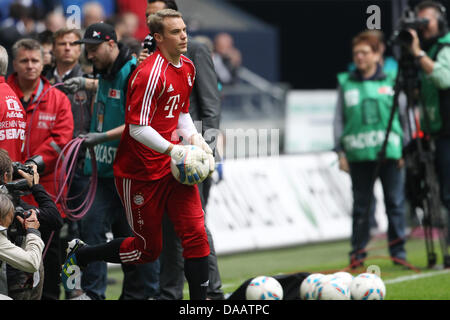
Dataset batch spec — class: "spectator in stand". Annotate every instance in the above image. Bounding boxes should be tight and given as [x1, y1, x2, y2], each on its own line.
[212, 32, 242, 85]
[44, 11, 66, 34]
[115, 12, 140, 42]
[0, 0, 14, 24]
[37, 30, 54, 76]
[61, 0, 115, 22]
[0, 3, 41, 76]
[117, 0, 149, 41]
[82, 1, 106, 29]
[45, 11, 66, 33]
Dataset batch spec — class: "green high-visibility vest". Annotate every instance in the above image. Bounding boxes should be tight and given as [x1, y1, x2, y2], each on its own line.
[338, 70, 403, 162]
[420, 32, 450, 134]
[84, 56, 137, 178]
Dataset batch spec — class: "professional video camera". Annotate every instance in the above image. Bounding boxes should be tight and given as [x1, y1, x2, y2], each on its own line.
[391, 7, 429, 48]
[387, 6, 450, 269]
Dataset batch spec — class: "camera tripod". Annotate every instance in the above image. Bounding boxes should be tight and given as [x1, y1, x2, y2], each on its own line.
[378, 47, 450, 269]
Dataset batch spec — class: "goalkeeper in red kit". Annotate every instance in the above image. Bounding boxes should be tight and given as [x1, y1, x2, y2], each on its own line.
[61, 9, 215, 300]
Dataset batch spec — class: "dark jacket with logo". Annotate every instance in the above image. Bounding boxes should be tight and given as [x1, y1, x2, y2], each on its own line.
[45, 64, 93, 138]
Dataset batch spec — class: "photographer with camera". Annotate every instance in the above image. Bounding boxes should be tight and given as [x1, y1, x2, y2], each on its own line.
[407, 1, 450, 247]
[0, 148, 62, 299]
[0, 189, 43, 300]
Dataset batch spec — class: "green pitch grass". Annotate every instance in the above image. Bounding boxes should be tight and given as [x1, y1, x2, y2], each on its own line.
[102, 235, 450, 300]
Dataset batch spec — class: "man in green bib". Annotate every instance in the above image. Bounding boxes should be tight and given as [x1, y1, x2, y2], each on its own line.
[334, 31, 407, 267]
[408, 1, 450, 247]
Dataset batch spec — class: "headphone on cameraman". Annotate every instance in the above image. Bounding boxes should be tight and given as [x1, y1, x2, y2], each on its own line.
[415, 1, 448, 32]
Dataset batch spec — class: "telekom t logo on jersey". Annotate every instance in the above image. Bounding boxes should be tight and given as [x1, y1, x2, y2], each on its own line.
[165, 94, 180, 118]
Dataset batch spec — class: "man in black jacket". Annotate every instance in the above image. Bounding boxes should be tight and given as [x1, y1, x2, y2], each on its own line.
[144, 0, 224, 300]
[0, 148, 62, 299]
[44, 27, 93, 300]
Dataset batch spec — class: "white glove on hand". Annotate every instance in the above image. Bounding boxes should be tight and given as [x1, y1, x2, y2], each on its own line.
[63, 77, 86, 94]
[170, 145, 209, 185]
[190, 133, 215, 176]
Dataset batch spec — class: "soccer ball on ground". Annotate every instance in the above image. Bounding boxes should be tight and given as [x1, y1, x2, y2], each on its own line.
[245, 276, 283, 300]
[299, 273, 324, 300]
[333, 271, 354, 287]
[315, 276, 351, 300]
[170, 145, 210, 185]
[349, 273, 386, 300]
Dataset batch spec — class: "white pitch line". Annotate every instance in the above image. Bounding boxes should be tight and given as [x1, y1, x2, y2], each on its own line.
[384, 269, 450, 284]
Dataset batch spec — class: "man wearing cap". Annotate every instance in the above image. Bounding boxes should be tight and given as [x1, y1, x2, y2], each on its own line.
[64, 22, 157, 300]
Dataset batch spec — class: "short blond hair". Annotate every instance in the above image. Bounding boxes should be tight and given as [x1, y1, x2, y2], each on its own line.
[147, 9, 182, 36]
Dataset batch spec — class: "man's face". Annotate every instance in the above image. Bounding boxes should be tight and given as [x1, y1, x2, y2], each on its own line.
[54, 33, 81, 66]
[85, 41, 114, 70]
[155, 17, 188, 56]
[13, 48, 43, 82]
[353, 43, 379, 72]
[146, 1, 166, 19]
[417, 8, 441, 39]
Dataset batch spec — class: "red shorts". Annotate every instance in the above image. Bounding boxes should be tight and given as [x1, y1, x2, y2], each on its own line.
[114, 173, 210, 263]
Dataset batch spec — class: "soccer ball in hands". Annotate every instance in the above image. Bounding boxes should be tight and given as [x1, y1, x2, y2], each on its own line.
[170, 145, 210, 186]
[245, 276, 283, 300]
[299, 273, 324, 300]
[349, 273, 386, 300]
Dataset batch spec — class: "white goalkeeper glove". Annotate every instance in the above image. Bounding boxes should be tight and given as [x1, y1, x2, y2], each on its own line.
[170, 144, 209, 185]
[190, 133, 215, 177]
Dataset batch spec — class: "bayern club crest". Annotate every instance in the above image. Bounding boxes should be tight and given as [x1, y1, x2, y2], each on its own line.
[133, 193, 144, 206]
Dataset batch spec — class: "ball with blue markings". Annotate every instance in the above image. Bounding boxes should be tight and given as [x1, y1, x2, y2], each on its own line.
[300, 273, 325, 300]
[170, 145, 210, 185]
[245, 276, 283, 300]
[349, 273, 386, 300]
[316, 277, 351, 300]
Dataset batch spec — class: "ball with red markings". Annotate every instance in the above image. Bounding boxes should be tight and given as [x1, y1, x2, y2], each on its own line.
[349, 273, 386, 300]
[245, 276, 283, 300]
